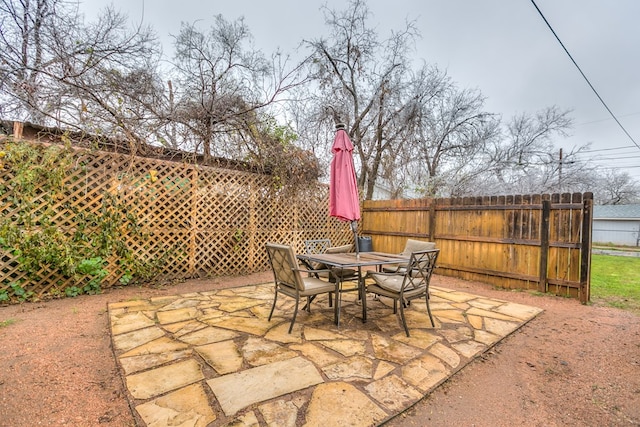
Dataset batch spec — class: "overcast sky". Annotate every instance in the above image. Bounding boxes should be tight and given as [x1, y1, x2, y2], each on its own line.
[84, 0, 640, 179]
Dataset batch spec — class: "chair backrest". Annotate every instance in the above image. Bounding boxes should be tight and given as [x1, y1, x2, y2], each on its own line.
[400, 239, 436, 257]
[325, 244, 353, 254]
[402, 249, 440, 292]
[266, 243, 305, 292]
[304, 239, 331, 255]
[304, 240, 352, 270]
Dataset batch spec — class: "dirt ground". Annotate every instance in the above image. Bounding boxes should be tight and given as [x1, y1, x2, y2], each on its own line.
[0, 272, 639, 427]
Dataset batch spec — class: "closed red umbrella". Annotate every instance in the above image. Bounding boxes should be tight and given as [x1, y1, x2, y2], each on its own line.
[329, 123, 361, 255]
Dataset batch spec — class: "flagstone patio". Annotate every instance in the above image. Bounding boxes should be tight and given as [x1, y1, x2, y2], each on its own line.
[108, 283, 543, 426]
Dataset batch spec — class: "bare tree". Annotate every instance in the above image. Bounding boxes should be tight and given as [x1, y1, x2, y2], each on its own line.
[169, 16, 308, 164]
[437, 106, 639, 199]
[0, 0, 161, 150]
[401, 79, 499, 197]
[4, 0, 632, 204]
[0, 0, 59, 122]
[303, 1, 505, 200]
[305, 0, 425, 200]
[476, 106, 575, 193]
[592, 169, 640, 205]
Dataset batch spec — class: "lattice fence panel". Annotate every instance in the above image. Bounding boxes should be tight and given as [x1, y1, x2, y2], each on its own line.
[119, 158, 195, 230]
[1, 141, 346, 299]
[194, 168, 261, 276]
[0, 147, 134, 296]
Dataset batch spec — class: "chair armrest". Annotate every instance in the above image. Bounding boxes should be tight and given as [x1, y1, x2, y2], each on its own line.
[298, 258, 314, 270]
[297, 259, 332, 278]
[365, 271, 401, 279]
[294, 266, 332, 276]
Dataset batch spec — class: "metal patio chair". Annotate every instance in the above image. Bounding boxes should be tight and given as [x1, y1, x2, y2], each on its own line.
[303, 239, 360, 304]
[382, 239, 437, 273]
[365, 249, 440, 337]
[265, 243, 336, 333]
[304, 238, 332, 256]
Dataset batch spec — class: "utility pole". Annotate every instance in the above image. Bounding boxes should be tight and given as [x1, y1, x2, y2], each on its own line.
[558, 148, 563, 192]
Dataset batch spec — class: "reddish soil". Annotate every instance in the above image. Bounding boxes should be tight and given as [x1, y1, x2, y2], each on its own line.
[0, 272, 639, 427]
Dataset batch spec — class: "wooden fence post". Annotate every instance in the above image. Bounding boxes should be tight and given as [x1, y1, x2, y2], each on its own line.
[538, 199, 551, 293]
[189, 167, 198, 276]
[580, 193, 593, 303]
[429, 203, 436, 241]
[12, 121, 23, 139]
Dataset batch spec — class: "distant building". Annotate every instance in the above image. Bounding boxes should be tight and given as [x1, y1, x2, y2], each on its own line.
[592, 204, 640, 247]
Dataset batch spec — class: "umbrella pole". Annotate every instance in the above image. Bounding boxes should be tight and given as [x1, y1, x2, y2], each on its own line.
[351, 220, 359, 258]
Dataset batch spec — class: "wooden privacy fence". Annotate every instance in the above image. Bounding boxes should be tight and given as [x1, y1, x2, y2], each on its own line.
[361, 193, 593, 303]
[0, 141, 352, 299]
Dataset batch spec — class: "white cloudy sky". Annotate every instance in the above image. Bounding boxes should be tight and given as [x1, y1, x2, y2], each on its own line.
[83, 0, 640, 179]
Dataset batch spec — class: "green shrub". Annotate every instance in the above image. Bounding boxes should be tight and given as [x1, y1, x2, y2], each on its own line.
[0, 140, 172, 301]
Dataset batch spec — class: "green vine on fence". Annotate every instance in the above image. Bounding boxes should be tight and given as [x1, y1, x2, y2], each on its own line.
[0, 138, 168, 303]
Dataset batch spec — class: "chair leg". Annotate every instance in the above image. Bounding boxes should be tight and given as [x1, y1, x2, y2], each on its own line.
[268, 289, 278, 322]
[360, 283, 367, 323]
[288, 297, 300, 334]
[399, 298, 410, 337]
[302, 295, 319, 312]
[425, 294, 435, 327]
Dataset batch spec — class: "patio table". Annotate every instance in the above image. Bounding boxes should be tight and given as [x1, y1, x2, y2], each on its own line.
[297, 251, 410, 326]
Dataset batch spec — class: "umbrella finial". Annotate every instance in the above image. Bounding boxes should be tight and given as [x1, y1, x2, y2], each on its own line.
[335, 122, 346, 130]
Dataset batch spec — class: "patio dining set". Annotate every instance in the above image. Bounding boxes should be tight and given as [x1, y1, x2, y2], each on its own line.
[265, 238, 440, 337]
[263, 124, 442, 338]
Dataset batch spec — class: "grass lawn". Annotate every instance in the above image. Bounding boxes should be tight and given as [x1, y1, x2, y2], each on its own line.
[590, 254, 640, 314]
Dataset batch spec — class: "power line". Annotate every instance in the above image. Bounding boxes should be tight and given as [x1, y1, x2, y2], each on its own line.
[573, 152, 640, 160]
[576, 111, 640, 126]
[530, 0, 640, 152]
[605, 165, 640, 170]
[580, 145, 638, 154]
[585, 155, 640, 162]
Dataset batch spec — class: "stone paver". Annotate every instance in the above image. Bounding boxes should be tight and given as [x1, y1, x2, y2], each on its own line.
[112, 326, 165, 353]
[108, 283, 543, 426]
[196, 340, 243, 375]
[126, 358, 204, 400]
[305, 382, 388, 427]
[258, 399, 299, 427]
[134, 383, 216, 427]
[206, 356, 323, 416]
[365, 374, 423, 412]
[402, 353, 450, 391]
